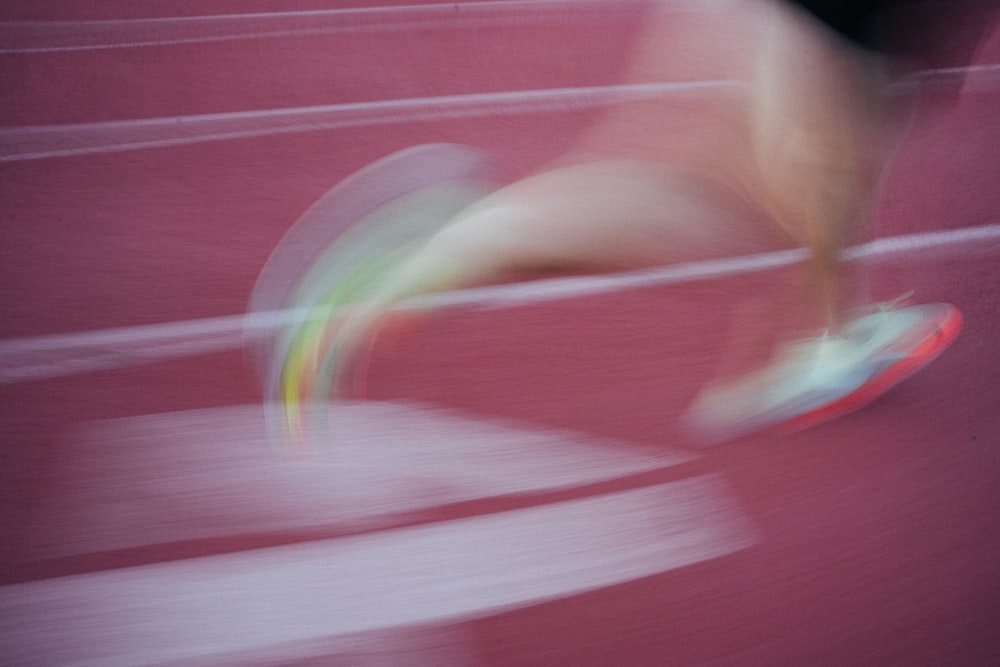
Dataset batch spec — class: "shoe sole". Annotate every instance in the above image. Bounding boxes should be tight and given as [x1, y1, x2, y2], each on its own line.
[780, 303, 963, 432]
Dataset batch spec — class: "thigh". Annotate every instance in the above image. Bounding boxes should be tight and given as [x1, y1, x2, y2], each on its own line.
[423, 159, 792, 283]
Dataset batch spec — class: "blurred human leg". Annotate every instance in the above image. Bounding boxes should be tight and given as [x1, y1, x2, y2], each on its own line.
[297, 0, 876, 404]
[278, 0, 965, 440]
[745, 0, 887, 331]
[323, 158, 790, 395]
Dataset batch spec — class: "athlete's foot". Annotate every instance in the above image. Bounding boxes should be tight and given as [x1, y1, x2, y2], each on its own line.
[684, 300, 962, 444]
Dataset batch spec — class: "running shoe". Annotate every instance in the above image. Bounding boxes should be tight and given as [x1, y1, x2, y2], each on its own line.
[685, 300, 963, 443]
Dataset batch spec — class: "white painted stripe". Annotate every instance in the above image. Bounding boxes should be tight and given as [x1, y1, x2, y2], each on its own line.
[413, 222, 1000, 309]
[2, 60, 993, 162]
[1, 476, 757, 667]
[886, 62, 1000, 96]
[416, 247, 809, 310]
[920, 63, 1000, 90]
[1, 223, 998, 383]
[843, 223, 1000, 260]
[39, 402, 692, 557]
[0, 0, 645, 53]
[0, 81, 741, 162]
[918, 63, 1000, 80]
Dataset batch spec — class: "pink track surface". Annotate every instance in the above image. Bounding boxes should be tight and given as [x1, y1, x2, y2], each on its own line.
[2, 2, 999, 665]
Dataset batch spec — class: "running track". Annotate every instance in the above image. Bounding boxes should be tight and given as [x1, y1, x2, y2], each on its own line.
[2, 1, 1000, 665]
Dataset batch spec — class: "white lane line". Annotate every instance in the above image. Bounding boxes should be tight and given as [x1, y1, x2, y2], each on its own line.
[843, 222, 1000, 260]
[3, 60, 994, 162]
[0, 81, 741, 162]
[0, 0, 646, 53]
[411, 222, 1000, 309]
[1, 222, 998, 383]
[37, 402, 693, 557]
[2, 475, 757, 667]
[913, 63, 1000, 94]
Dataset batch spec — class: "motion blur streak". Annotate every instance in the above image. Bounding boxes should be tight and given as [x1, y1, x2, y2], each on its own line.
[2, 0, 998, 665]
[6, 470, 755, 665]
[31, 402, 696, 557]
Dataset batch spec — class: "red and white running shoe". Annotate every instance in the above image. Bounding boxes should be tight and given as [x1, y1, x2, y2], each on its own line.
[685, 300, 963, 443]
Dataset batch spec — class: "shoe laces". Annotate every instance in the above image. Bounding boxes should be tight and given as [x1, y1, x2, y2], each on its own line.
[879, 290, 914, 311]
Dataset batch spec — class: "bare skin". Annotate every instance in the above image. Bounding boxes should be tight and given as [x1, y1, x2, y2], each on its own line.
[323, 0, 891, 394]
